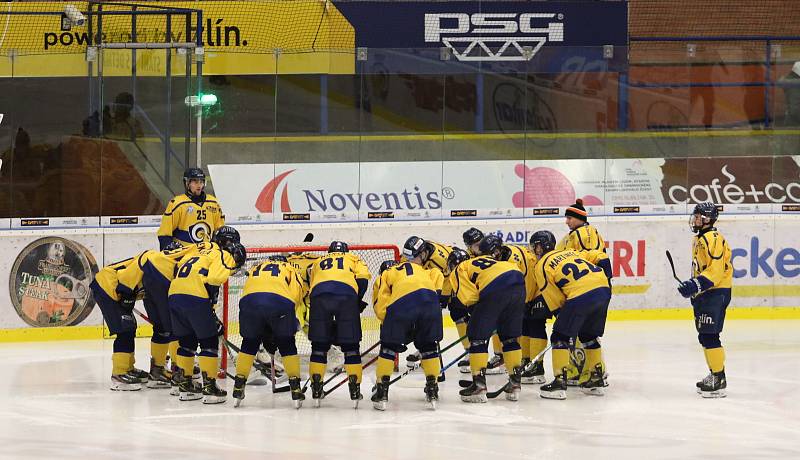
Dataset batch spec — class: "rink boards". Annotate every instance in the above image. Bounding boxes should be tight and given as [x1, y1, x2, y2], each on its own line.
[0, 214, 797, 341]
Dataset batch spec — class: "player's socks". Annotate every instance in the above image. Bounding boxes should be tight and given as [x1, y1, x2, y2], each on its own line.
[235, 352, 256, 378]
[151, 342, 169, 367]
[455, 322, 470, 350]
[502, 349, 522, 374]
[491, 335, 502, 355]
[168, 341, 179, 368]
[345, 363, 363, 384]
[520, 336, 531, 360]
[704, 347, 725, 373]
[112, 352, 130, 376]
[283, 354, 301, 379]
[309, 362, 326, 379]
[529, 338, 548, 363]
[469, 352, 488, 376]
[376, 357, 395, 380]
[420, 357, 441, 378]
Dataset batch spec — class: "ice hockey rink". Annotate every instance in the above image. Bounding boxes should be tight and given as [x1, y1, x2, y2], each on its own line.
[1, 319, 797, 460]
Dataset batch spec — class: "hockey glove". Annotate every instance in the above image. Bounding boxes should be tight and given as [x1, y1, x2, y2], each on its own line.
[215, 316, 224, 337]
[678, 279, 701, 298]
[439, 294, 450, 310]
[206, 284, 220, 305]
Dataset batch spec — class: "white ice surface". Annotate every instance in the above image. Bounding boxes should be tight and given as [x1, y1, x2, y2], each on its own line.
[0, 320, 798, 460]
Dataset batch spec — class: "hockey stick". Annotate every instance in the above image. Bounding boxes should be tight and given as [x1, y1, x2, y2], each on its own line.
[323, 354, 379, 397]
[220, 337, 272, 387]
[387, 335, 467, 387]
[665, 250, 682, 285]
[484, 344, 554, 399]
[301, 341, 381, 394]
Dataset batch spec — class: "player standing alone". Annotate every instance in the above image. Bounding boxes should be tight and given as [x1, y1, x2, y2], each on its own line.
[157, 168, 225, 249]
[677, 202, 732, 398]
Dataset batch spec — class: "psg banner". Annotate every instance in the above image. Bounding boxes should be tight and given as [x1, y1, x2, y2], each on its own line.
[334, 1, 628, 64]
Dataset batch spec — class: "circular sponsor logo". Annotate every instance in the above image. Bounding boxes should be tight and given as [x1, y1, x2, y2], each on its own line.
[9, 237, 99, 327]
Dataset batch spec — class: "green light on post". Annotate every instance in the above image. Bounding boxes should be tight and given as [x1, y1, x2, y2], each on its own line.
[199, 93, 217, 106]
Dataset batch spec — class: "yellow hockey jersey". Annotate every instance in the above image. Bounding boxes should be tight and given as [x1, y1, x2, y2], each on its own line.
[168, 244, 237, 300]
[157, 193, 225, 247]
[242, 260, 306, 322]
[310, 252, 371, 297]
[373, 262, 443, 322]
[557, 223, 606, 253]
[501, 244, 538, 302]
[692, 227, 733, 291]
[142, 243, 213, 282]
[399, 241, 452, 296]
[533, 250, 609, 311]
[93, 253, 146, 301]
[449, 256, 523, 307]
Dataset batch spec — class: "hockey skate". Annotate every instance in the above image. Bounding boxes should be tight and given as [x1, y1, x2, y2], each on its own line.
[424, 375, 439, 410]
[458, 358, 471, 374]
[202, 372, 227, 404]
[232, 375, 247, 407]
[405, 351, 421, 369]
[521, 359, 546, 384]
[310, 374, 324, 408]
[697, 370, 727, 398]
[126, 366, 150, 384]
[147, 359, 172, 389]
[110, 373, 142, 391]
[504, 366, 522, 402]
[371, 376, 389, 411]
[348, 375, 363, 409]
[459, 370, 488, 403]
[579, 364, 606, 396]
[485, 353, 506, 375]
[289, 377, 304, 409]
[177, 370, 203, 401]
[539, 368, 568, 400]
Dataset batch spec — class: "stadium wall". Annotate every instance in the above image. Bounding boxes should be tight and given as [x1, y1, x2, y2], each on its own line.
[0, 215, 797, 342]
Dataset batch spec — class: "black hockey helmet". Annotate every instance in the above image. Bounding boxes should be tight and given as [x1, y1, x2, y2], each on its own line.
[379, 259, 398, 275]
[403, 236, 429, 261]
[183, 167, 206, 196]
[691, 201, 719, 233]
[328, 241, 349, 253]
[530, 230, 557, 255]
[462, 227, 484, 246]
[268, 254, 288, 263]
[478, 234, 503, 258]
[447, 247, 470, 273]
[212, 225, 240, 246]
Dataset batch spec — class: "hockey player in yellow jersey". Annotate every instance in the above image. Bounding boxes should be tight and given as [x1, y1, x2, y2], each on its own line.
[400, 237, 455, 369]
[157, 168, 225, 249]
[307, 241, 371, 408]
[677, 202, 732, 398]
[462, 227, 484, 256]
[530, 230, 611, 400]
[113, 242, 188, 390]
[168, 238, 246, 404]
[557, 199, 612, 385]
[89, 253, 151, 391]
[141, 226, 241, 393]
[286, 251, 322, 332]
[371, 237, 444, 410]
[232, 255, 307, 408]
[448, 236, 525, 403]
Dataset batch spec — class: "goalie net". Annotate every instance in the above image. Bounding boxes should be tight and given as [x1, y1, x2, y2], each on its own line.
[220, 244, 400, 375]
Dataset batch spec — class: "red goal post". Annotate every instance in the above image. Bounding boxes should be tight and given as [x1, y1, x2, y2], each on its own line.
[220, 244, 401, 374]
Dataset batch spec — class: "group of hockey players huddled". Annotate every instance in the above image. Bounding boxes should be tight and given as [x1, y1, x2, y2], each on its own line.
[90, 168, 734, 411]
